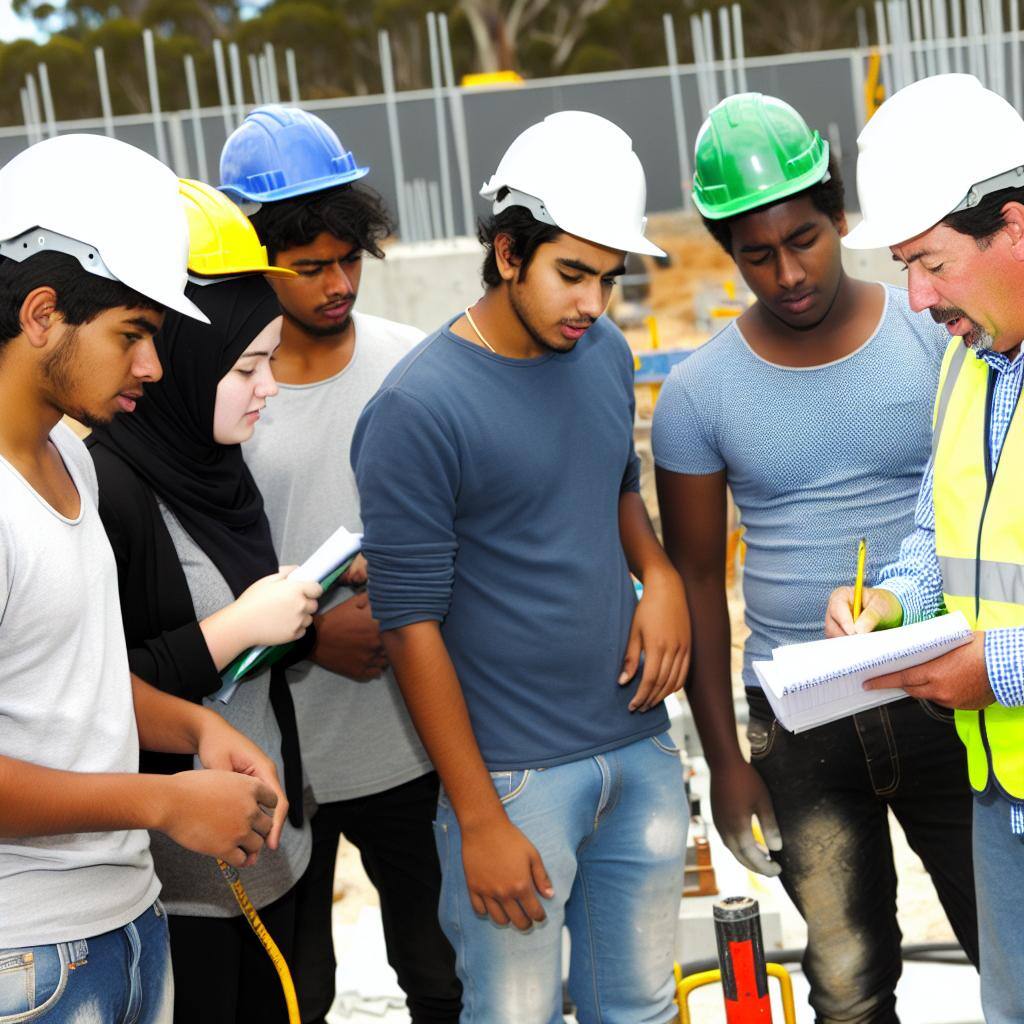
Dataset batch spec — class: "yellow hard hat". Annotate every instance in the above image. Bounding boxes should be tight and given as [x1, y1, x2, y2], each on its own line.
[178, 177, 296, 281]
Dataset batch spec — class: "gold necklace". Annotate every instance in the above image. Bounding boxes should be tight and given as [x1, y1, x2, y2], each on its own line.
[464, 306, 498, 354]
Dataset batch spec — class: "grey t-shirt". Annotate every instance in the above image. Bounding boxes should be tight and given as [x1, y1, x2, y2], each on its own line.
[0, 422, 158, 946]
[152, 502, 311, 916]
[652, 283, 948, 688]
[244, 311, 433, 803]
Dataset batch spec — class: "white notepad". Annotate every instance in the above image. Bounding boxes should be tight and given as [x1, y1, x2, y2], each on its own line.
[752, 612, 973, 733]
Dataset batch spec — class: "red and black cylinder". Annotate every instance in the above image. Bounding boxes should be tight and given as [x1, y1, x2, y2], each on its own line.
[713, 896, 772, 1023]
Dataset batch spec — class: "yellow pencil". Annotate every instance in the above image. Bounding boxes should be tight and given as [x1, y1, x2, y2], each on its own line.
[852, 537, 867, 621]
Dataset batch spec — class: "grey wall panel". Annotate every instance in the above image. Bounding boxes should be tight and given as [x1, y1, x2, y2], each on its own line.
[0, 51, 867, 231]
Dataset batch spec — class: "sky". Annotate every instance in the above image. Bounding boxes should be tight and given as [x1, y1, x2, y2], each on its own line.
[0, 1, 44, 42]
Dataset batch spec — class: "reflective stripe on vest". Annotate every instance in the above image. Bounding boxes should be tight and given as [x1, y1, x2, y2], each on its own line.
[939, 555, 1024, 605]
[931, 341, 969, 461]
[932, 335, 1024, 800]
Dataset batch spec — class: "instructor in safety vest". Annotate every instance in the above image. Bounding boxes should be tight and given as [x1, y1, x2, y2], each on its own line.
[825, 73, 1024, 1022]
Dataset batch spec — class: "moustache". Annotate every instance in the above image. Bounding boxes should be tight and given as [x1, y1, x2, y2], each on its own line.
[930, 306, 968, 325]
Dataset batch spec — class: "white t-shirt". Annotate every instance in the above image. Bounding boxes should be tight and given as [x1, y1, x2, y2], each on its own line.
[0, 422, 158, 947]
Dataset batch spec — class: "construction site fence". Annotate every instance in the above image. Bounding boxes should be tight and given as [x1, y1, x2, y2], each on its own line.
[2, 34, 1022, 239]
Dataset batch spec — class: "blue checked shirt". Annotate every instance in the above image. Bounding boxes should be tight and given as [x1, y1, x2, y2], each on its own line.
[876, 345, 1024, 829]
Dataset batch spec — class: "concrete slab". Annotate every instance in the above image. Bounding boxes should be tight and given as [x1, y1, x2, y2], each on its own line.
[358, 237, 482, 335]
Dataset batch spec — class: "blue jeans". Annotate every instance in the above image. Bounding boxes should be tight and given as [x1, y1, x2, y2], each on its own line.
[974, 789, 1024, 1024]
[0, 902, 172, 1023]
[433, 732, 687, 1024]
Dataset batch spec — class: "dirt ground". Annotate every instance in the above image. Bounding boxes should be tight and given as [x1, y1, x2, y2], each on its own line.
[619, 210, 739, 351]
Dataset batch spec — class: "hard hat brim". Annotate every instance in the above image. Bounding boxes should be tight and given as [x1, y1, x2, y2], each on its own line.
[484, 186, 667, 258]
[161, 288, 211, 323]
[621, 233, 667, 258]
[557, 223, 666, 258]
[188, 264, 298, 280]
[842, 216, 928, 250]
[0, 223, 211, 325]
[219, 167, 370, 205]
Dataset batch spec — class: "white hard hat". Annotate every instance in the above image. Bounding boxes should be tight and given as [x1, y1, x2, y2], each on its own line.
[0, 134, 208, 322]
[479, 111, 665, 257]
[845, 74, 1024, 250]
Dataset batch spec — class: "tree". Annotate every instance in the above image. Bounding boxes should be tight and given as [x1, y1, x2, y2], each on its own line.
[14, 0, 244, 39]
[234, 1, 355, 96]
[742, 0, 865, 54]
[456, 0, 612, 74]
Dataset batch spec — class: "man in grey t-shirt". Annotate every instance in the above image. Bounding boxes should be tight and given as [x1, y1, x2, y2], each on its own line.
[223, 106, 461, 1023]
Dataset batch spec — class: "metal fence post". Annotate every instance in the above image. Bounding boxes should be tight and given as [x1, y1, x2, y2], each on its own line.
[213, 39, 234, 136]
[37, 63, 57, 139]
[663, 13, 692, 210]
[184, 53, 208, 182]
[427, 12, 455, 239]
[379, 29, 411, 238]
[94, 47, 115, 138]
[143, 29, 168, 163]
[286, 48, 301, 103]
[439, 12, 475, 237]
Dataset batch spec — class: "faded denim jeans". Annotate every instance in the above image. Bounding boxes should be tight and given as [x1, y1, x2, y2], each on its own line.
[433, 732, 687, 1024]
[747, 690, 978, 1024]
[0, 902, 172, 1023]
[973, 788, 1024, 1024]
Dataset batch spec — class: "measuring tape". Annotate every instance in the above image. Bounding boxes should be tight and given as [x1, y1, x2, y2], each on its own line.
[216, 859, 301, 1024]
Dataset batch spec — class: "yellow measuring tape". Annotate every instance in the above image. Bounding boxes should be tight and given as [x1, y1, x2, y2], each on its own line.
[216, 859, 301, 1024]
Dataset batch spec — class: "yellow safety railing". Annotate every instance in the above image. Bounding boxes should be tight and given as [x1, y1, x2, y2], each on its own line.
[674, 960, 797, 1024]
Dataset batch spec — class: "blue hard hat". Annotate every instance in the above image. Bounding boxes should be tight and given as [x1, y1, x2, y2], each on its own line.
[219, 105, 369, 204]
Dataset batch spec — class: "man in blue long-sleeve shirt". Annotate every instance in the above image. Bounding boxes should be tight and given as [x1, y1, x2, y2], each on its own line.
[351, 112, 690, 1024]
[827, 74, 1024, 1022]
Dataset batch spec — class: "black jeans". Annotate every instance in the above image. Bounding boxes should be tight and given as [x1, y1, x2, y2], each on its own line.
[292, 771, 462, 1024]
[746, 691, 978, 1024]
[168, 885, 299, 1024]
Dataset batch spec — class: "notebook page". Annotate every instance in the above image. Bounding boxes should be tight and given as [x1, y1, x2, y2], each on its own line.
[752, 658, 908, 733]
[771, 612, 972, 695]
[752, 612, 973, 733]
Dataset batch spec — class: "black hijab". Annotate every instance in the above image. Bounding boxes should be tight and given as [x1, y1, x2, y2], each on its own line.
[92, 275, 281, 597]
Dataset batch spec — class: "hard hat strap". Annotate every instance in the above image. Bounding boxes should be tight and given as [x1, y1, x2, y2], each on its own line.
[492, 187, 558, 228]
[951, 165, 1024, 214]
[0, 227, 118, 282]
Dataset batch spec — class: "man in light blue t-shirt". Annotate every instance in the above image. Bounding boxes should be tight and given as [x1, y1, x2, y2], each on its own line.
[653, 94, 978, 1022]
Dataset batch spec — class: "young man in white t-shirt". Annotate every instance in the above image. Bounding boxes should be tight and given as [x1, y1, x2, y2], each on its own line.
[220, 105, 461, 1022]
[0, 136, 289, 1023]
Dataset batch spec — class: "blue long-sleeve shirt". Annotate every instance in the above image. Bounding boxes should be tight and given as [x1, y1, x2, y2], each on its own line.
[351, 315, 668, 770]
[876, 344, 1024, 828]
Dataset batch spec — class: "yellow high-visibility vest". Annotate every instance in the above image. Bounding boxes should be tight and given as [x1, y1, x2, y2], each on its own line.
[932, 337, 1024, 799]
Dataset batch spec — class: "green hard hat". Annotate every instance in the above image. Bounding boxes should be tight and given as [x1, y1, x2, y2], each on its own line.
[692, 93, 830, 220]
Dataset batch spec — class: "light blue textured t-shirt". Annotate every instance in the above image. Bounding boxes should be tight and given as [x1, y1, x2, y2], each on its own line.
[652, 283, 949, 688]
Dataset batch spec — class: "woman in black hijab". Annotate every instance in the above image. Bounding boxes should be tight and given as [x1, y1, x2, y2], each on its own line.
[89, 274, 321, 1023]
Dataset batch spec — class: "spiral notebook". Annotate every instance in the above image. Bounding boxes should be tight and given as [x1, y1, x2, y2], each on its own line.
[752, 612, 973, 733]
